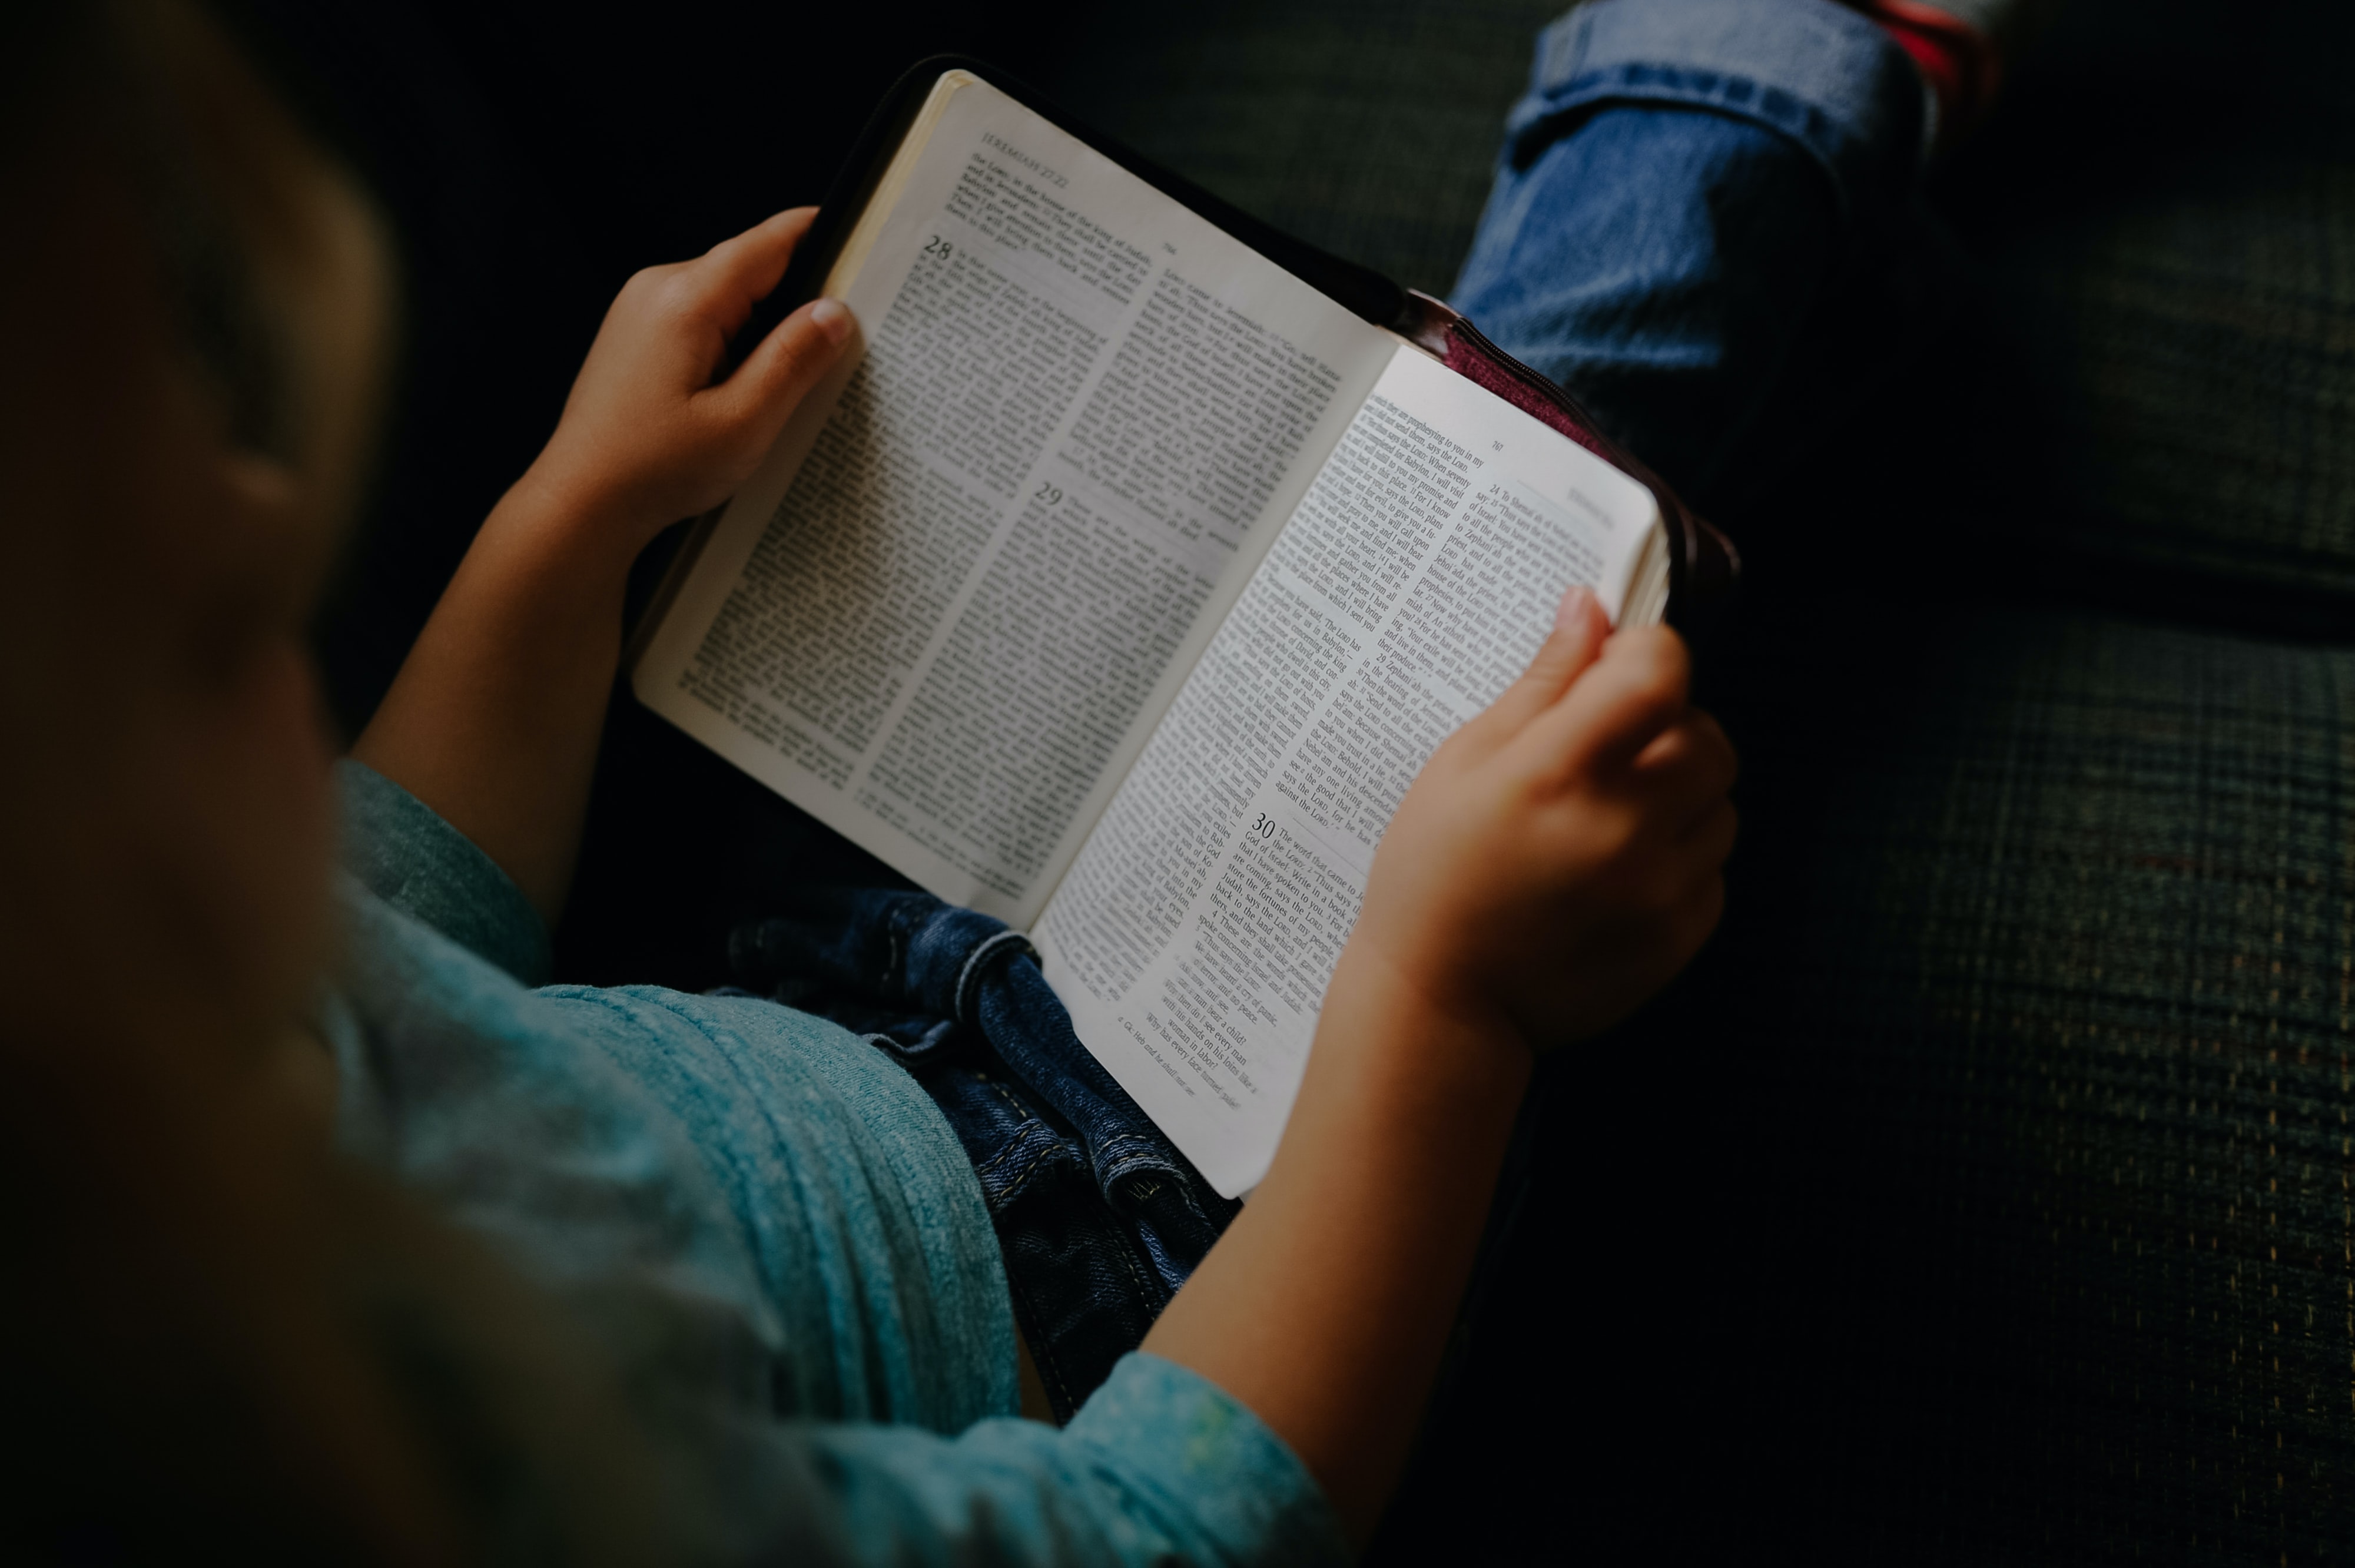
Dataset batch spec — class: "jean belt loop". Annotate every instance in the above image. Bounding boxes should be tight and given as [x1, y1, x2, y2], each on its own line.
[953, 929, 1037, 1030]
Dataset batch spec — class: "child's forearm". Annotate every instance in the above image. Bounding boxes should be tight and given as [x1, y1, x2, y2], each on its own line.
[351, 469, 645, 924]
[1145, 594, 1735, 1545]
[349, 210, 850, 927]
[1142, 949, 1531, 1545]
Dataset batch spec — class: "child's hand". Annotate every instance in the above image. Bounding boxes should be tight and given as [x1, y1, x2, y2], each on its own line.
[1157, 588, 1732, 1528]
[357, 210, 854, 922]
[518, 207, 853, 550]
[1348, 586, 1736, 1052]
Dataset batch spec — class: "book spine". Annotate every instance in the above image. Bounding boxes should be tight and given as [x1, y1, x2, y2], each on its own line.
[1389, 290, 1740, 634]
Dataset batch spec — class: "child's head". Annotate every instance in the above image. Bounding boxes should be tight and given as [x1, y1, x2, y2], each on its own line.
[1, 18, 754, 1552]
[0, 0, 430, 1545]
[0, 0, 387, 1071]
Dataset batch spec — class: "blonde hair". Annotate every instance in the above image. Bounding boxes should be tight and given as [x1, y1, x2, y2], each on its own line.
[0, 8, 676, 1558]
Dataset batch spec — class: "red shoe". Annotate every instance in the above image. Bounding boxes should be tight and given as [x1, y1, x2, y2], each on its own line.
[1841, 0, 2057, 151]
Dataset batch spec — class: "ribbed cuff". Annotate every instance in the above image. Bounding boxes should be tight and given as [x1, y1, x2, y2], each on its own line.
[1066, 1353, 1349, 1566]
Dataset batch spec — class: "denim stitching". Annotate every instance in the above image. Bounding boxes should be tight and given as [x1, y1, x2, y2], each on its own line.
[976, 1139, 1066, 1212]
[1104, 1211, 1157, 1310]
[1002, 1272, 1081, 1420]
[1510, 71, 1859, 228]
[966, 1077, 1074, 1210]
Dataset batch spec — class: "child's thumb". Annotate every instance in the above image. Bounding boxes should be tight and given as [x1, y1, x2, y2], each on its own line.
[715, 297, 855, 432]
[1478, 585, 1611, 735]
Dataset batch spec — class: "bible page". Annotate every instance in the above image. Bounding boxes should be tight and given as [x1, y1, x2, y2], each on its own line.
[630, 72, 1398, 924]
[1034, 344, 1664, 1196]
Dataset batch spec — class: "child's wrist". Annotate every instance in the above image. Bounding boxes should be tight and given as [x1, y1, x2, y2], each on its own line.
[1318, 943, 1535, 1107]
[489, 461, 670, 574]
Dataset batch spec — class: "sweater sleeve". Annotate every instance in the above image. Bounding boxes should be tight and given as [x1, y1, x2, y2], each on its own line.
[336, 759, 552, 986]
[784, 1353, 1349, 1567]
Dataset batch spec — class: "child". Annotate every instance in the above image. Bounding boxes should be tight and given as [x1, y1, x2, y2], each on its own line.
[4, 0, 2024, 1553]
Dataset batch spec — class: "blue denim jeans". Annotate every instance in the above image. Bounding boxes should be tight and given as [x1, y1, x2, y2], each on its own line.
[1451, 0, 1941, 509]
[727, 890, 1238, 1421]
[738, 0, 1934, 1425]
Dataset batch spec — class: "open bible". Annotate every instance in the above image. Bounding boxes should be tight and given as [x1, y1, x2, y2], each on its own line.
[631, 66, 1728, 1196]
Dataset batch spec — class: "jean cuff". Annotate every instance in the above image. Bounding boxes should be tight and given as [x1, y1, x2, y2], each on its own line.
[1507, 0, 1925, 229]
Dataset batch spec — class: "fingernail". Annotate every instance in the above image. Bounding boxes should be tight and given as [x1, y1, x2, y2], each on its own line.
[1554, 584, 1596, 631]
[810, 298, 853, 342]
